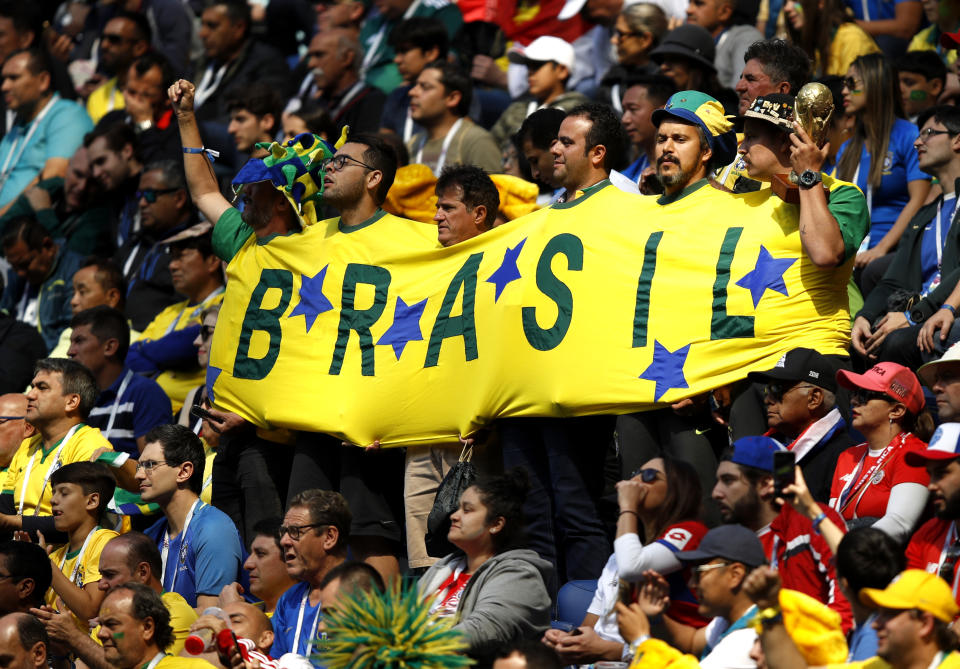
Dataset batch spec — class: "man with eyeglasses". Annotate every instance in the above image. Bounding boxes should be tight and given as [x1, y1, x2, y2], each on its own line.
[271, 489, 351, 663]
[712, 436, 852, 631]
[904, 423, 960, 610]
[85, 13, 151, 125]
[746, 348, 854, 503]
[854, 105, 960, 367]
[138, 424, 244, 612]
[623, 524, 766, 667]
[0, 540, 51, 616]
[0, 395, 33, 473]
[68, 305, 171, 457]
[114, 160, 200, 333]
[126, 230, 224, 414]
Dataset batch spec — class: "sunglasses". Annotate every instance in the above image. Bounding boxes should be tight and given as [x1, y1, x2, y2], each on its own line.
[200, 325, 216, 340]
[850, 388, 893, 406]
[762, 382, 814, 402]
[630, 468, 664, 483]
[137, 187, 179, 203]
[842, 77, 863, 94]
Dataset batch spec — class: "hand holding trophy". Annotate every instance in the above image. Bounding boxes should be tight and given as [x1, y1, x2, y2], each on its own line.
[771, 82, 834, 203]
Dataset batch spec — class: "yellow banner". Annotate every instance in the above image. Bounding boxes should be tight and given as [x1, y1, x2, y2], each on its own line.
[207, 182, 854, 447]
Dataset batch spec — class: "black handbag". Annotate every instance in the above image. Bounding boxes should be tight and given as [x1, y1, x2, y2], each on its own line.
[425, 444, 477, 558]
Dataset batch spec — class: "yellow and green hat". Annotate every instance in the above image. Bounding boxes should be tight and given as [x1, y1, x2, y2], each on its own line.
[231, 128, 348, 227]
[652, 90, 737, 165]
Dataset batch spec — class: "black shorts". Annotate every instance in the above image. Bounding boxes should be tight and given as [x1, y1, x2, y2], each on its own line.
[288, 432, 404, 544]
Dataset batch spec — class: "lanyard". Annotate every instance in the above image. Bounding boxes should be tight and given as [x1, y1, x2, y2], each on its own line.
[103, 370, 134, 440]
[403, 109, 414, 143]
[16, 283, 35, 322]
[122, 241, 145, 279]
[19, 424, 81, 515]
[162, 286, 225, 337]
[141, 652, 166, 669]
[0, 95, 57, 191]
[860, 0, 871, 21]
[59, 526, 99, 585]
[361, 0, 422, 75]
[194, 63, 228, 109]
[939, 522, 960, 600]
[833, 433, 906, 514]
[416, 117, 463, 174]
[293, 588, 323, 657]
[933, 194, 957, 270]
[331, 82, 365, 120]
[161, 499, 201, 592]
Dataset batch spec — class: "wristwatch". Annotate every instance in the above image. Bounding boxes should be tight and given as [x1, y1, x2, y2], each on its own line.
[797, 170, 822, 189]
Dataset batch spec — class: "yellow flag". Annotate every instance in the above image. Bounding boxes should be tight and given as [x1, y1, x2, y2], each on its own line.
[208, 181, 857, 447]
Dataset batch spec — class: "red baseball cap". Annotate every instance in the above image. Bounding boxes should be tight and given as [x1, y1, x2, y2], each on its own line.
[905, 423, 960, 466]
[836, 362, 925, 415]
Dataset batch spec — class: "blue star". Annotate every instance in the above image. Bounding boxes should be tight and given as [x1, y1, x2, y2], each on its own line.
[639, 341, 691, 401]
[486, 239, 526, 302]
[735, 246, 796, 308]
[206, 365, 222, 403]
[289, 265, 334, 332]
[376, 296, 428, 360]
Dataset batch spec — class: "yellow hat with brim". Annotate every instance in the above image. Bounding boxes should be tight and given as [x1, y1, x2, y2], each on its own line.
[860, 569, 959, 622]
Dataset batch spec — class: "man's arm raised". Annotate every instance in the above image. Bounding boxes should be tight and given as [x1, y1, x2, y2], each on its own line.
[169, 80, 231, 225]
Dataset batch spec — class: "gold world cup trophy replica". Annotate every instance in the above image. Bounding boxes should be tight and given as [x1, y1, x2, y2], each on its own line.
[771, 82, 834, 203]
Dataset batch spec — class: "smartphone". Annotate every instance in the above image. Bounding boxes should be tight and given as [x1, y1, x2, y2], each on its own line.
[617, 579, 638, 606]
[773, 450, 796, 498]
[190, 405, 221, 423]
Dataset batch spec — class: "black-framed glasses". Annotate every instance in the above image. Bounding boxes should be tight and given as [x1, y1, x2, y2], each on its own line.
[0, 415, 24, 426]
[279, 523, 328, 540]
[842, 77, 863, 94]
[919, 127, 952, 143]
[762, 382, 814, 402]
[613, 29, 643, 40]
[320, 155, 376, 173]
[137, 187, 179, 204]
[850, 388, 893, 406]
[200, 325, 216, 340]
[136, 460, 172, 472]
[630, 467, 664, 483]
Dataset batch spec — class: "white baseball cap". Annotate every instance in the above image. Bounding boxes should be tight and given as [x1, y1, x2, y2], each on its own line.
[558, 0, 649, 21]
[507, 36, 575, 71]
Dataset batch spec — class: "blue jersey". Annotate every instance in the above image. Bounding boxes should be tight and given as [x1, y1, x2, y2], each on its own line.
[145, 501, 243, 607]
[836, 118, 928, 248]
[272, 581, 324, 665]
[87, 368, 172, 456]
[920, 194, 957, 295]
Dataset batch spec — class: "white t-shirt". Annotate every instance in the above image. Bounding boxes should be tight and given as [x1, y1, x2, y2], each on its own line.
[587, 553, 624, 643]
[700, 614, 758, 669]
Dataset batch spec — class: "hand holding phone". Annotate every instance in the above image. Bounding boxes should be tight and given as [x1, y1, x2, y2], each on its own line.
[773, 450, 796, 499]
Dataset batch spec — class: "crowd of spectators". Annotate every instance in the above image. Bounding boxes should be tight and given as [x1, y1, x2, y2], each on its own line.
[1, 0, 960, 668]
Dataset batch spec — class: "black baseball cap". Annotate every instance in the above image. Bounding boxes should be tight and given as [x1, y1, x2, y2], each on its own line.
[675, 524, 767, 567]
[747, 347, 838, 393]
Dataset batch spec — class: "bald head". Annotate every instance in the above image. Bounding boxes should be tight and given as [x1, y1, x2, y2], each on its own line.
[0, 395, 30, 468]
[0, 613, 47, 669]
[223, 602, 273, 652]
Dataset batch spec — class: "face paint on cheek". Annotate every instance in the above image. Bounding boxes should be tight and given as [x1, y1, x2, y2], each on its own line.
[910, 90, 929, 101]
[112, 633, 124, 639]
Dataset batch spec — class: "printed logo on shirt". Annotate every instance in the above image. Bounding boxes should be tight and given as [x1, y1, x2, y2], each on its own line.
[775, 354, 786, 368]
[927, 562, 940, 573]
[663, 528, 694, 549]
[882, 152, 893, 174]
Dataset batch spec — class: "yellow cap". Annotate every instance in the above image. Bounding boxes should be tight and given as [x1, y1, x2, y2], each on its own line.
[860, 569, 960, 622]
[779, 589, 848, 665]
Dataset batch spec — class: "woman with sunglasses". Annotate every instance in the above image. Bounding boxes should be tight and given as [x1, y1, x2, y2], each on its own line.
[835, 54, 931, 276]
[542, 457, 708, 666]
[419, 468, 551, 663]
[829, 363, 932, 542]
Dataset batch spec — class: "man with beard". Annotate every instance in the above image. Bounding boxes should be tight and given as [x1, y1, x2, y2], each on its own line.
[906, 422, 960, 609]
[651, 90, 738, 205]
[712, 436, 852, 630]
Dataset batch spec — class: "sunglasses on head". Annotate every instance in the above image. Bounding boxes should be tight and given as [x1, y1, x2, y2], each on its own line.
[630, 468, 664, 483]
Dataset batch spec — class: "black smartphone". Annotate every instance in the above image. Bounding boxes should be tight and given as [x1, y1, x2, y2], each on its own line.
[773, 450, 796, 498]
[190, 405, 220, 423]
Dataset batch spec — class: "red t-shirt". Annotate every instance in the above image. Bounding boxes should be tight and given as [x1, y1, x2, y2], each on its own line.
[906, 518, 960, 607]
[829, 432, 929, 521]
[656, 520, 710, 628]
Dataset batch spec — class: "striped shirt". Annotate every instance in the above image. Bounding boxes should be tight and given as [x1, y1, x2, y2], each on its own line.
[87, 367, 173, 456]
